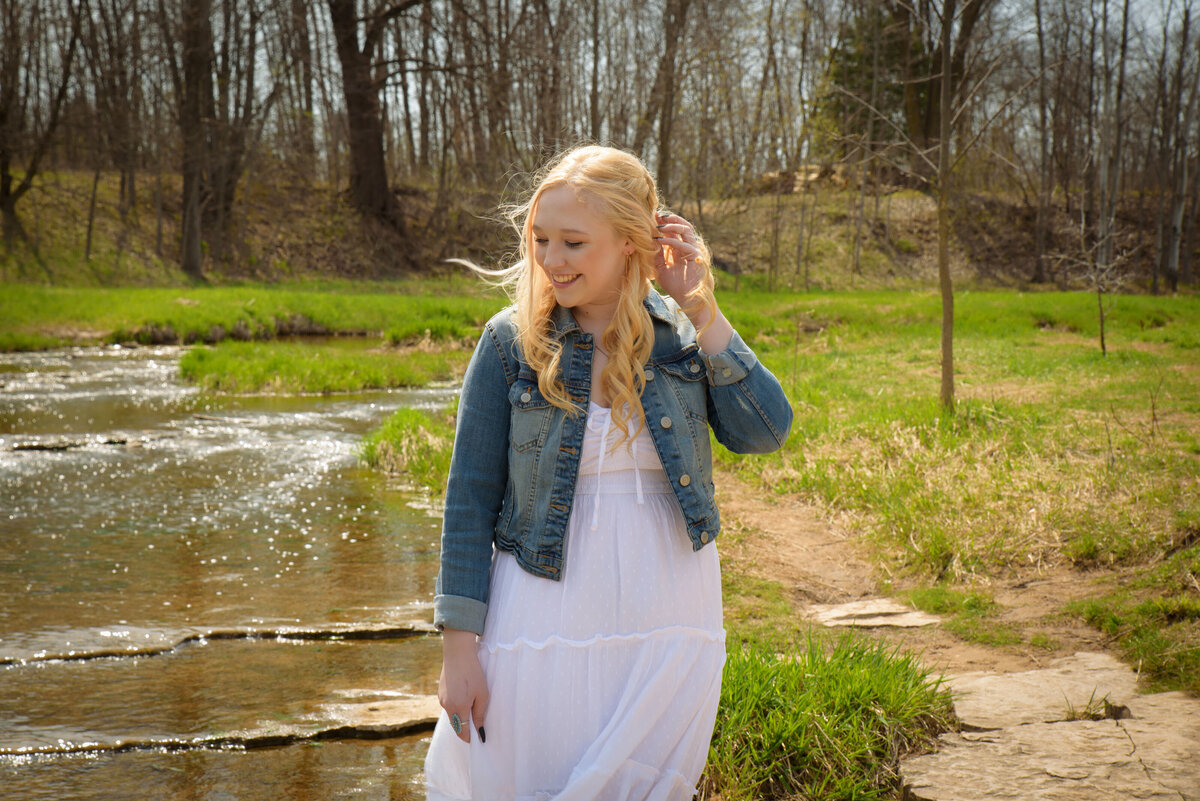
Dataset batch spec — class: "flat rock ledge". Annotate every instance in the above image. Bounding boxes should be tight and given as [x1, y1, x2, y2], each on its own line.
[0, 696, 442, 756]
[901, 652, 1200, 800]
[0, 620, 437, 666]
[806, 598, 941, 628]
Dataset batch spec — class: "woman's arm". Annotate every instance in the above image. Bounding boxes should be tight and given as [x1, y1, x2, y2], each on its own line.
[700, 326, 793, 454]
[434, 319, 514, 744]
[654, 214, 793, 454]
[434, 321, 514, 634]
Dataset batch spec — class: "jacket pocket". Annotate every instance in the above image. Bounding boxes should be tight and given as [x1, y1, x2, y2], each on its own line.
[508, 379, 551, 453]
[656, 350, 709, 423]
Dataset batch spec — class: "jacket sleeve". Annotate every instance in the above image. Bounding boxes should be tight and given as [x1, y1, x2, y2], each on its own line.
[701, 329, 793, 454]
[433, 323, 514, 635]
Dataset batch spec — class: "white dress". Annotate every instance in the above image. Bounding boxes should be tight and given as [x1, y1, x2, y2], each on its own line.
[425, 402, 726, 801]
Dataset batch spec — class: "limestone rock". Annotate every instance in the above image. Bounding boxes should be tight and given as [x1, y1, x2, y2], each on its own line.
[947, 652, 1138, 730]
[903, 720, 1186, 801]
[806, 598, 940, 628]
[317, 695, 442, 734]
[902, 653, 1200, 801]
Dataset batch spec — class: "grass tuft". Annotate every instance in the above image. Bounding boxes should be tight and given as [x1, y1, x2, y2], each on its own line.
[360, 400, 459, 491]
[701, 630, 955, 801]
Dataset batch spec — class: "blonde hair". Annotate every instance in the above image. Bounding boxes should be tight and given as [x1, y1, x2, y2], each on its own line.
[473, 145, 715, 446]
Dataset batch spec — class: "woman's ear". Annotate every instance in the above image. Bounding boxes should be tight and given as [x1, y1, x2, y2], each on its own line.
[622, 239, 635, 256]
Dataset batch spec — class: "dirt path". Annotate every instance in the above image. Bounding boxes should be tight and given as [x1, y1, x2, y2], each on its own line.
[716, 468, 1112, 677]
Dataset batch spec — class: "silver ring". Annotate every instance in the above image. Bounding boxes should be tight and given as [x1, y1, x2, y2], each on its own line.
[450, 712, 462, 735]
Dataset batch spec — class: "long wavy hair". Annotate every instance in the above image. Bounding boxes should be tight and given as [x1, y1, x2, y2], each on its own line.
[473, 145, 714, 446]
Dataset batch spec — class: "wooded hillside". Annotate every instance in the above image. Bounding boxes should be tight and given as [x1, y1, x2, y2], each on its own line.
[2, 0, 1197, 290]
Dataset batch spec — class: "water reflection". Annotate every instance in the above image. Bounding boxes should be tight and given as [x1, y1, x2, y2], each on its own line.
[0, 345, 448, 797]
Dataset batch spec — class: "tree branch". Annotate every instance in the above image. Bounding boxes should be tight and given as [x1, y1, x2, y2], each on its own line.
[364, 0, 426, 55]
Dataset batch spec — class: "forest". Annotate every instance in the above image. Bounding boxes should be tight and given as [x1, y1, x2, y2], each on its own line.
[2, 0, 1197, 292]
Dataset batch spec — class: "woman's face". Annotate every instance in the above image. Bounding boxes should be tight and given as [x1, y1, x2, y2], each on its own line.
[532, 185, 631, 326]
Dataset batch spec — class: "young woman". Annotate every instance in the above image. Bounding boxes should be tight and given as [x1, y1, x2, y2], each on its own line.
[424, 145, 792, 800]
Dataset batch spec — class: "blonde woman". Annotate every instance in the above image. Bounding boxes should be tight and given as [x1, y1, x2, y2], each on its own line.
[425, 145, 792, 800]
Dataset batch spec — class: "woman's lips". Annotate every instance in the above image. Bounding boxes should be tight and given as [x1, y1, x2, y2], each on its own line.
[550, 273, 580, 287]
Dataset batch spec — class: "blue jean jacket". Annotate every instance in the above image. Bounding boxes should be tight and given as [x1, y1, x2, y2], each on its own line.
[434, 291, 793, 634]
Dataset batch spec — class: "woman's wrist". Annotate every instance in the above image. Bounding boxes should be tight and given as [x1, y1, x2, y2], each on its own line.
[442, 627, 479, 655]
[687, 302, 734, 355]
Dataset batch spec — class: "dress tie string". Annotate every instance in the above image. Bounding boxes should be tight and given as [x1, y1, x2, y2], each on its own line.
[590, 412, 612, 531]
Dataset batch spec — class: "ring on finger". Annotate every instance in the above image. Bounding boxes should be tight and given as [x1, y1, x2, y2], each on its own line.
[450, 713, 462, 735]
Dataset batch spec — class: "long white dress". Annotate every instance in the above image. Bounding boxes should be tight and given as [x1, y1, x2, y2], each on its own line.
[424, 402, 726, 801]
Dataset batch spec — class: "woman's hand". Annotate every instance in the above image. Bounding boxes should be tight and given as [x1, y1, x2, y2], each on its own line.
[654, 212, 733, 353]
[653, 211, 706, 307]
[438, 628, 489, 744]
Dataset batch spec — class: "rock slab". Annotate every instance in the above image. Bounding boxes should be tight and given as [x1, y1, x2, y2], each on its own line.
[947, 651, 1139, 730]
[902, 652, 1200, 801]
[806, 598, 941, 628]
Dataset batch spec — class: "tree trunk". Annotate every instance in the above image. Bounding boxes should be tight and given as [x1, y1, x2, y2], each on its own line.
[292, 0, 316, 167]
[938, 0, 957, 411]
[180, 0, 211, 281]
[326, 0, 410, 239]
[1033, 0, 1050, 283]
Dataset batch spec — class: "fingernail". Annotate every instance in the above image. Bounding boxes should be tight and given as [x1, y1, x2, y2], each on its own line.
[656, 224, 666, 228]
[478, 726, 486, 743]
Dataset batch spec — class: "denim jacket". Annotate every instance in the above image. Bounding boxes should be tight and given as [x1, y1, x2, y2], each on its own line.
[434, 291, 793, 634]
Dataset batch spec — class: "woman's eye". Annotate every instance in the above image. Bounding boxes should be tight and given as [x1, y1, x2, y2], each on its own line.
[534, 238, 548, 245]
[565, 241, 583, 248]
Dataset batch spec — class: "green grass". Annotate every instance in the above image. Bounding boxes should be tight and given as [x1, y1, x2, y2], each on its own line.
[716, 289, 1200, 577]
[903, 586, 1023, 647]
[709, 287, 1200, 690]
[0, 280, 507, 350]
[702, 630, 955, 801]
[1065, 538, 1200, 695]
[360, 400, 458, 490]
[179, 341, 471, 394]
[722, 571, 798, 644]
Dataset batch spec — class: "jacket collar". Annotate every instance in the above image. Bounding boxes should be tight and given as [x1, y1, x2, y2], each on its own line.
[550, 290, 678, 337]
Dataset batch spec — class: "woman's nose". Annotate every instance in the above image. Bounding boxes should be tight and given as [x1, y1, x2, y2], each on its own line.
[543, 243, 566, 268]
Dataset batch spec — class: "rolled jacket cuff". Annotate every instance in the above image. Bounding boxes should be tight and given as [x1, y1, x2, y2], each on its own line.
[434, 593, 488, 636]
[702, 329, 759, 386]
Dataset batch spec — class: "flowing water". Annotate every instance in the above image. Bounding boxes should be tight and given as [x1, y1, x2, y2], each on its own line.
[0, 344, 452, 799]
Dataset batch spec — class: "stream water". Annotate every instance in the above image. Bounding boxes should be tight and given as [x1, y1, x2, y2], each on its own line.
[0, 344, 451, 799]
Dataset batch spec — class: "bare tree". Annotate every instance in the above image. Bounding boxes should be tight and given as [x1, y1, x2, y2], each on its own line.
[0, 0, 84, 257]
[326, 0, 420, 252]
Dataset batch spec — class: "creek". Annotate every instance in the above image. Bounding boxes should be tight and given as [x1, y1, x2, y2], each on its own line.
[0, 344, 450, 800]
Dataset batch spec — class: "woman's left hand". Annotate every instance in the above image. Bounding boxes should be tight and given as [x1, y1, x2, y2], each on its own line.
[654, 211, 734, 353]
[653, 212, 706, 306]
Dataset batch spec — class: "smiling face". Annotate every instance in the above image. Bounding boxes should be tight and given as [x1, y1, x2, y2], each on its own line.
[531, 184, 632, 333]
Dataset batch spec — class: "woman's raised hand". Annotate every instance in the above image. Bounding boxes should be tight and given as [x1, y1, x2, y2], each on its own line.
[653, 211, 734, 353]
[653, 212, 707, 307]
[438, 628, 489, 744]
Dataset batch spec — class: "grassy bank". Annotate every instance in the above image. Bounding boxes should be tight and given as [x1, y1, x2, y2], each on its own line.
[0, 280, 507, 351]
[716, 286, 1200, 693]
[179, 341, 473, 394]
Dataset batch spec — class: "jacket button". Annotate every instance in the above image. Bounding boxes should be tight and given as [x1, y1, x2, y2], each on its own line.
[722, 367, 732, 378]
[700, 531, 710, 544]
[679, 473, 691, 487]
[520, 391, 532, 403]
[644, 369, 654, 380]
[660, 416, 672, 429]
[689, 362, 701, 373]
